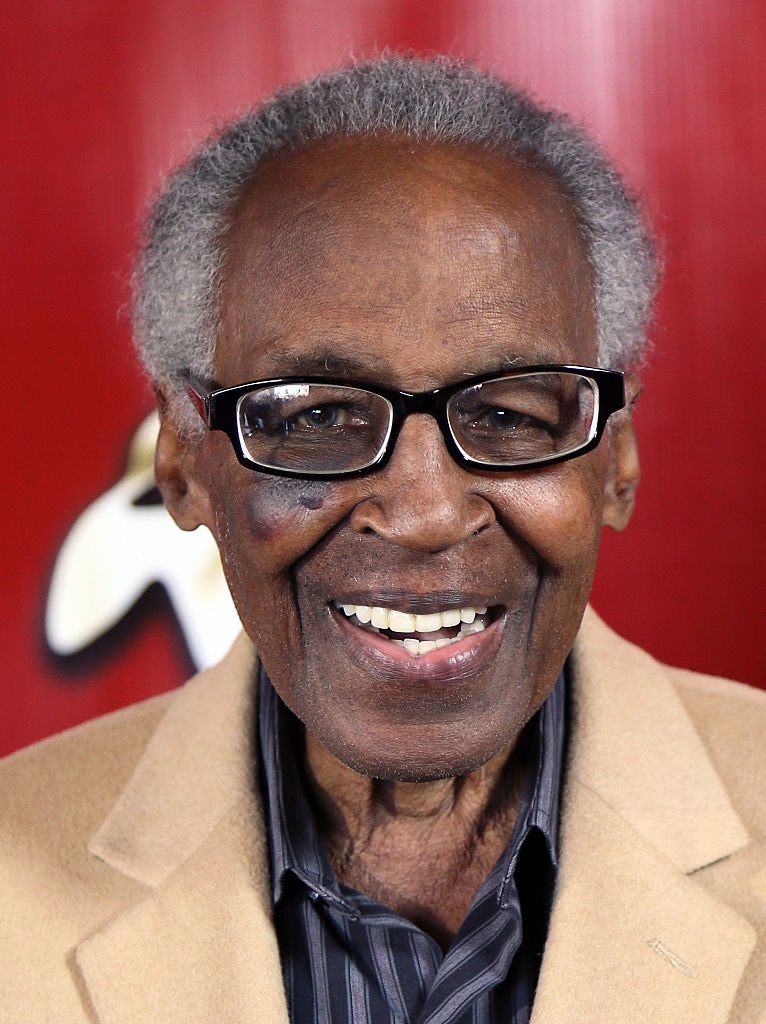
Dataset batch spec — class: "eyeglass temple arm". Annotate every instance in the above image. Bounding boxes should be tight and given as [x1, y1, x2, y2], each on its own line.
[609, 373, 627, 416]
[177, 370, 212, 425]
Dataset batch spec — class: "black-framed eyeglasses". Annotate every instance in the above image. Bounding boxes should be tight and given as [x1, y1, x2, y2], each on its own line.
[180, 365, 625, 479]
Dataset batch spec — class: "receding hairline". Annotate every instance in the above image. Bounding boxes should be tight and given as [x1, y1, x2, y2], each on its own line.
[220, 129, 594, 295]
[226, 128, 588, 235]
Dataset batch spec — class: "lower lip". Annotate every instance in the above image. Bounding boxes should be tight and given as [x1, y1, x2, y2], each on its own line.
[330, 605, 505, 683]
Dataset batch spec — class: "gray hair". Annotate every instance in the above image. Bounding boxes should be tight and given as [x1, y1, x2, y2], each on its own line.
[133, 55, 659, 430]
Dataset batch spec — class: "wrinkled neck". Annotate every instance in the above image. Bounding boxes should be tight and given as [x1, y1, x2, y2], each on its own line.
[303, 728, 531, 847]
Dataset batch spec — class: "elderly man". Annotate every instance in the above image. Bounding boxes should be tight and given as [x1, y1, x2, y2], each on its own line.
[1, 57, 764, 1023]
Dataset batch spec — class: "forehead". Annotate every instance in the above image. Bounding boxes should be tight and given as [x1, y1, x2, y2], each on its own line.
[217, 134, 596, 385]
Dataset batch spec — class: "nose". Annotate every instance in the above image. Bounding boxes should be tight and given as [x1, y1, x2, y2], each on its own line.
[349, 415, 495, 552]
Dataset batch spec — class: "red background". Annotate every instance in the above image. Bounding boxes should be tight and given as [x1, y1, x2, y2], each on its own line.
[3, 1, 765, 757]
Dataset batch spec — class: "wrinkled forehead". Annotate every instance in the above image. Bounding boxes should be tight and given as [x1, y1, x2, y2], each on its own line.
[216, 134, 596, 381]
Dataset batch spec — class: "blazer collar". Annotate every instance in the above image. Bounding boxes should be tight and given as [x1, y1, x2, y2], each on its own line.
[567, 606, 749, 873]
[87, 631, 259, 887]
[531, 607, 755, 1024]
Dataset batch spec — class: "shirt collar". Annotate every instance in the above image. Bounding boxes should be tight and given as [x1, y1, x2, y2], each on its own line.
[258, 665, 566, 910]
[527, 664, 566, 865]
[496, 666, 566, 907]
[258, 673, 346, 906]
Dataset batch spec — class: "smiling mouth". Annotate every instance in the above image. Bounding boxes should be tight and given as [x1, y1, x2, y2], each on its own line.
[332, 600, 498, 657]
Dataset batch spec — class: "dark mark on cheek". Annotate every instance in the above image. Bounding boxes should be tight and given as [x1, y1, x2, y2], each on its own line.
[298, 494, 324, 510]
[244, 477, 332, 540]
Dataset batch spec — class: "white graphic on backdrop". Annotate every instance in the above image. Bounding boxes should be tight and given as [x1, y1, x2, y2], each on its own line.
[45, 414, 241, 670]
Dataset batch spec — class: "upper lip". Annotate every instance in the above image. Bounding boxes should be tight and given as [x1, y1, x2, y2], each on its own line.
[331, 591, 501, 613]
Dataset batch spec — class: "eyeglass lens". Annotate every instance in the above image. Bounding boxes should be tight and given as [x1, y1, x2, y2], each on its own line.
[447, 372, 597, 466]
[237, 383, 394, 474]
[235, 373, 598, 474]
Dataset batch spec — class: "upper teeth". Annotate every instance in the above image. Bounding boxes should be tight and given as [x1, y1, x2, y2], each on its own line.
[336, 603, 488, 633]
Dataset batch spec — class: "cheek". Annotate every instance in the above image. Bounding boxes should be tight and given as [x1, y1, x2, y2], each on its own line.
[209, 479, 340, 696]
[204, 465, 348, 643]
[210, 470, 335, 569]
[494, 456, 606, 573]
[240, 478, 330, 549]
[490, 456, 608, 705]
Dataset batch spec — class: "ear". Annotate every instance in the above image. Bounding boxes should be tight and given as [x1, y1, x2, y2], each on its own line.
[602, 377, 641, 532]
[154, 386, 215, 532]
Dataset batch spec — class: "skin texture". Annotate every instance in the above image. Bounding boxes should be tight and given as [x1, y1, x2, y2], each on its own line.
[156, 134, 640, 944]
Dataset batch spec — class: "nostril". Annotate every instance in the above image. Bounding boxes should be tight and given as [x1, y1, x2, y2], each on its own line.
[348, 437, 496, 549]
[350, 492, 495, 553]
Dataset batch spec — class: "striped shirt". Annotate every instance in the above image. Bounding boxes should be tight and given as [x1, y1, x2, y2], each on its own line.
[258, 668, 566, 1024]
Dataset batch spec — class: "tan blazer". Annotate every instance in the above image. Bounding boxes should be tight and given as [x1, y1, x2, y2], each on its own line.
[1, 608, 764, 1023]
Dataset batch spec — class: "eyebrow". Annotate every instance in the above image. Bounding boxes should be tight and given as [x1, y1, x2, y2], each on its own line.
[257, 344, 566, 387]
[262, 346, 395, 380]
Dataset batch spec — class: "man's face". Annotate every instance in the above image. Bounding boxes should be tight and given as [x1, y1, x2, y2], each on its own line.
[167, 135, 631, 780]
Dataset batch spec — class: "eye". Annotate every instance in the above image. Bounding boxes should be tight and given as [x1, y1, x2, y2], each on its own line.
[474, 406, 554, 433]
[240, 402, 350, 436]
[295, 404, 345, 428]
[485, 408, 528, 429]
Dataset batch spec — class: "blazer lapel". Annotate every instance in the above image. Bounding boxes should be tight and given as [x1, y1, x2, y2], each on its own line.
[531, 608, 756, 1024]
[76, 800, 288, 1024]
[74, 635, 290, 1024]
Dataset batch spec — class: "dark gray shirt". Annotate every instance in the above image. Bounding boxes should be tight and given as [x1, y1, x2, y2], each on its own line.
[258, 668, 566, 1024]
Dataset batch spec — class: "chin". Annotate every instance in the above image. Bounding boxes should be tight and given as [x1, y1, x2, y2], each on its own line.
[311, 721, 517, 782]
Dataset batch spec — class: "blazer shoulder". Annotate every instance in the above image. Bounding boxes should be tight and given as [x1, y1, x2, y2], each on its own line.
[670, 665, 766, 840]
[0, 690, 174, 876]
[671, 664, 766, 704]
[0, 692, 185, 1015]
[670, 664, 766, 734]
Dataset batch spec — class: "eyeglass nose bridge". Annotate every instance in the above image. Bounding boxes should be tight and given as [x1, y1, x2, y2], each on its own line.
[381, 387, 464, 470]
[395, 386, 449, 422]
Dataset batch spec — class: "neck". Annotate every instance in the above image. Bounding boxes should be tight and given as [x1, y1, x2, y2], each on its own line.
[304, 728, 531, 854]
[302, 728, 535, 947]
